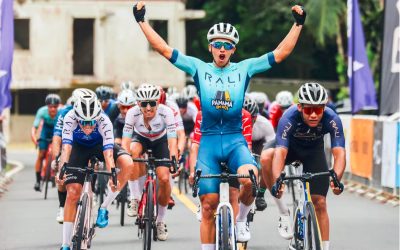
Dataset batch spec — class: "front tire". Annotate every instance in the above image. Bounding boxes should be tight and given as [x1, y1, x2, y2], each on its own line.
[143, 182, 154, 250]
[304, 202, 322, 250]
[73, 193, 88, 250]
[219, 206, 232, 250]
[43, 154, 53, 200]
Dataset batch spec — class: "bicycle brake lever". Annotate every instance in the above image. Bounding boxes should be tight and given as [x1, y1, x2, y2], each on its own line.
[111, 167, 117, 186]
[169, 156, 177, 174]
[271, 172, 286, 198]
[248, 169, 258, 197]
[329, 169, 344, 193]
[192, 169, 202, 198]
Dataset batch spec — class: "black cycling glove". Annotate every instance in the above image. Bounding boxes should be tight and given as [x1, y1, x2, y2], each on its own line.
[133, 4, 146, 23]
[292, 6, 306, 26]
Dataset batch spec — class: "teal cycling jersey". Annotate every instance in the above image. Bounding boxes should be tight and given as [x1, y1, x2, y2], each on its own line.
[33, 106, 58, 129]
[169, 49, 275, 135]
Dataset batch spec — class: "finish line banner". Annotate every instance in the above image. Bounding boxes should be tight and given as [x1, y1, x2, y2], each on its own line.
[380, 0, 400, 115]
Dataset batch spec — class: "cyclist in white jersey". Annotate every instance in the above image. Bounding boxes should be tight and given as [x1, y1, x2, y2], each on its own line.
[57, 89, 133, 250]
[122, 83, 178, 241]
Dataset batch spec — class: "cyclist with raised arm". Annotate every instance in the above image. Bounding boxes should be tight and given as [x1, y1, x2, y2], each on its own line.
[242, 96, 275, 211]
[57, 89, 133, 250]
[264, 83, 345, 250]
[31, 94, 61, 191]
[121, 83, 178, 241]
[133, 2, 304, 247]
[268, 90, 294, 130]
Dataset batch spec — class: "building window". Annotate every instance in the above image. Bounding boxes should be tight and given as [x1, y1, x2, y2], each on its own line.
[148, 20, 168, 51]
[73, 18, 94, 75]
[14, 19, 30, 50]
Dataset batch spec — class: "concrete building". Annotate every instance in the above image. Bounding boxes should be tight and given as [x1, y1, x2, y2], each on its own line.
[10, 0, 204, 143]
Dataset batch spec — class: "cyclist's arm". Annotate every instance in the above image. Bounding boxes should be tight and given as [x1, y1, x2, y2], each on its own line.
[31, 106, 46, 144]
[272, 147, 288, 182]
[165, 106, 178, 158]
[52, 135, 62, 159]
[177, 129, 186, 156]
[60, 144, 72, 167]
[332, 147, 346, 180]
[60, 110, 76, 165]
[137, 18, 173, 60]
[189, 142, 199, 177]
[272, 23, 302, 63]
[103, 149, 116, 172]
[122, 108, 136, 152]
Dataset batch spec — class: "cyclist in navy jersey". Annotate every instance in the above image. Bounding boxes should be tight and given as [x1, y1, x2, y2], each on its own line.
[261, 83, 345, 250]
[133, 1, 305, 247]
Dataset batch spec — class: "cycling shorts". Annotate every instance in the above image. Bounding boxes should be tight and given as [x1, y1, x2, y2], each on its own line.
[263, 139, 329, 196]
[64, 143, 129, 185]
[131, 132, 170, 167]
[196, 133, 257, 195]
[38, 125, 54, 150]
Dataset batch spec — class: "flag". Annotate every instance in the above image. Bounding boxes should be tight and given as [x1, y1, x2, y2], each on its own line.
[347, 0, 378, 114]
[0, 0, 13, 115]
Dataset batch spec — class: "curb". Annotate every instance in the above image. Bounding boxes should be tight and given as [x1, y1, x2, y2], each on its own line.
[344, 180, 399, 207]
[0, 160, 25, 195]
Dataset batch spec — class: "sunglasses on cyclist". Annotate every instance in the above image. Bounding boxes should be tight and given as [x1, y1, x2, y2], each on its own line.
[210, 41, 235, 50]
[302, 106, 325, 115]
[140, 101, 157, 108]
[79, 120, 97, 126]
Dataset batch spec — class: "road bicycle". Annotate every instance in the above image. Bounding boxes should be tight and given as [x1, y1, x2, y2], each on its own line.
[285, 161, 303, 211]
[272, 168, 344, 250]
[59, 157, 117, 250]
[192, 162, 258, 250]
[38, 138, 55, 199]
[132, 150, 177, 250]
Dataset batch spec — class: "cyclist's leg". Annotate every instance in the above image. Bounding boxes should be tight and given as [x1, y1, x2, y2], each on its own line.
[34, 132, 49, 189]
[114, 144, 132, 189]
[62, 143, 88, 248]
[129, 136, 146, 201]
[197, 135, 222, 249]
[302, 147, 330, 245]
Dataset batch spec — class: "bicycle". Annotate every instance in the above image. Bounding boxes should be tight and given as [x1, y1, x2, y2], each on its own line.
[272, 168, 344, 250]
[115, 183, 129, 226]
[178, 149, 190, 194]
[132, 150, 177, 250]
[59, 157, 117, 250]
[285, 161, 303, 211]
[192, 162, 258, 250]
[38, 138, 55, 199]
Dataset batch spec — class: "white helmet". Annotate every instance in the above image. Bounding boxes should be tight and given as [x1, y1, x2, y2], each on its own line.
[136, 84, 160, 101]
[298, 83, 328, 105]
[117, 89, 136, 106]
[120, 81, 134, 91]
[276, 91, 294, 108]
[250, 92, 269, 106]
[73, 88, 102, 121]
[207, 23, 240, 45]
[181, 85, 198, 100]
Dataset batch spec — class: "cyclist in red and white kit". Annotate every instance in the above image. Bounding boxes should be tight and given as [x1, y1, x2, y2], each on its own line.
[268, 90, 294, 130]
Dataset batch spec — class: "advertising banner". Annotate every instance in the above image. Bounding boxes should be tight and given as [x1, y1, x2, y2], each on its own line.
[350, 119, 374, 179]
[380, 0, 400, 115]
[339, 115, 352, 173]
[381, 121, 398, 188]
[372, 120, 383, 188]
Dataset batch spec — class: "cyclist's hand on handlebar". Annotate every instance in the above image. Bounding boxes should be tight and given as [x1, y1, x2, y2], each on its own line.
[171, 165, 183, 179]
[291, 5, 306, 26]
[330, 180, 343, 195]
[51, 160, 58, 171]
[273, 182, 286, 199]
[55, 174, 65, 186]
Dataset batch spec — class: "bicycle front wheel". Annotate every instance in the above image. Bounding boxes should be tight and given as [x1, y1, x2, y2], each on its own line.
[43, 154, 53, 200]
[120, 184, 127, 226]
[143, 181, 154, 250]
[304, 202, 322, 250]
[73, 193, 88, 250]
[219, 205, 233, 250]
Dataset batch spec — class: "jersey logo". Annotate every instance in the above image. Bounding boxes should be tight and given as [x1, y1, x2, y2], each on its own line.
[211, 90, 233, 111]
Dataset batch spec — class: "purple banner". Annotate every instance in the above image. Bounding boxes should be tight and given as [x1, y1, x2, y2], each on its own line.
[0, 0, 14, 114]
[347, 0, 378, 114]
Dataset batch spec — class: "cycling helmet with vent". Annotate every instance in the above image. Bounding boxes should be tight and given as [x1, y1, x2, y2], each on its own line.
[276, 91, 294, 108]
[117, 89, 136, 106]
[120, 81, 134, 91]
[298, 83, 328, 105]
[136, 84, 160, 101]
[73, 88, 102, 121]
[243, 95, 259, 117]
[181, 85, 198, 100]
[207, 23, 240, 45]
[95, 86, 112, 101]
[45, 94, 61, 105]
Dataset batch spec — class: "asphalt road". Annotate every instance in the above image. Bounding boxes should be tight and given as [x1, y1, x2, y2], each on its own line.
[0, 150, 398, 250]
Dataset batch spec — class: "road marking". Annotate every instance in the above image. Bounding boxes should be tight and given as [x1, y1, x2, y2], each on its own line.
[172, 187, 198, 214]
[5, 160, 24, 179]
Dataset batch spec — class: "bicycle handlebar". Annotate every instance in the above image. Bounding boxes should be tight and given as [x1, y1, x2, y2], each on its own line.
[192, 169, 258, 198]
[132, 155, 178, 174]
[271, 169, 344, 198]
[58, 163, 118, 185]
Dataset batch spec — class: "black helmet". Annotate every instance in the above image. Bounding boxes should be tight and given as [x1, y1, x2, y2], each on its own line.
[95, 86, 112, 101]
[45, 94, 61, 105]
[175, 96, 188, 108]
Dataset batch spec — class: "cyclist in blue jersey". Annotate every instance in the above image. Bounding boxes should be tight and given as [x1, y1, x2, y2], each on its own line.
[96, 86, 120, 123]
[52, 89, 93, 223]
[133, 1, 306, 247]
[262, 83, 346, 250]
[31, 94, 61, 191]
